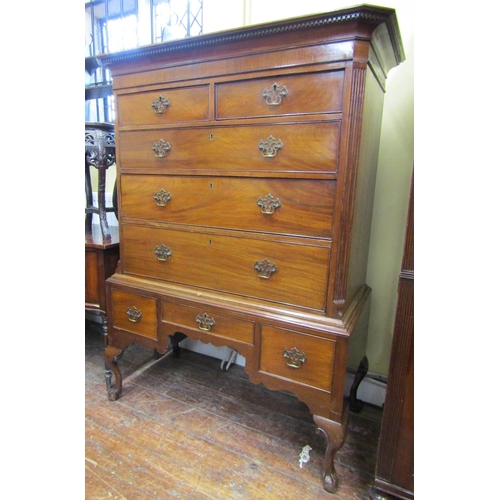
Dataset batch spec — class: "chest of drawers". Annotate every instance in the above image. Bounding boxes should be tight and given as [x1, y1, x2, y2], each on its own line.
[99, 5, 404, 493]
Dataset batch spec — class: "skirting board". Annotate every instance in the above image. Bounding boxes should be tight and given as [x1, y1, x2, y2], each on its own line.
[344, 371, 387, 408]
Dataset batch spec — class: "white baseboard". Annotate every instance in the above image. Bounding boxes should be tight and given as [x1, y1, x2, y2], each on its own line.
[344, 372, 387, 408]
[179, 338, 247, 368]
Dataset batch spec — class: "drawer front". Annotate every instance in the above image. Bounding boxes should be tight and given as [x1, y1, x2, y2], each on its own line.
[260, 325, 335, 391]
[216, 71, 344, 119]
[121, 175, 335, 239]
[162, 300, 254, 345]
[121, 225, 330, 311]
[117, 85, 210, 127]
[118, 122, 339, 173]
[111, 290, 158, 339]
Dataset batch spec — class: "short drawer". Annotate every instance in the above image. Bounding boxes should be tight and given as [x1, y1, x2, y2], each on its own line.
[121, 225, 330, 311]
[117, 85, 209, 127]
[216, 70, 344, 119]
[118, 121, 340, 173]
[121, 175, 335, 239]
[111, 290, 158, 339]
[162, 300, 254, 345]
[259, 325, 335, 391]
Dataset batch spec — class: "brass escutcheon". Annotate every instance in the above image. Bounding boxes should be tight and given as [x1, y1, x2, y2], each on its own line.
[152, 139, 171, 158]
[257, 193, 281, 214]
[196, 313, 216, 332]
[262, 83, 288, 106]
[126, 306, 142, 323]
[283, 347, 307, 369]
[155, 244, 172, 261]
[258, 136, 283, 158]
[154, 188, 172, 207]
[254, 258, 277, 279]
[151, 95, 170, 114]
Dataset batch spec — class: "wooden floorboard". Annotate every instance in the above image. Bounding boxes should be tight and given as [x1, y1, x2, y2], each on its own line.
[86, 321, 382, 499]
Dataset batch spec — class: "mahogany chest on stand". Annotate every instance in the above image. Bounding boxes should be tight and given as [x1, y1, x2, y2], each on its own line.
[99, 5, 404, 493]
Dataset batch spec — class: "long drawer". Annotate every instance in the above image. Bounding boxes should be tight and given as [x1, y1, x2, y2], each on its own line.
[117, 85, 210, 127]
[121, 224, 330, 311]
[162, 300, 255, 345]
[260, 324, 336, 392]
[121, 175, 336, 239]
[118, 122, 340, 173]
[216, 70, 344, 119]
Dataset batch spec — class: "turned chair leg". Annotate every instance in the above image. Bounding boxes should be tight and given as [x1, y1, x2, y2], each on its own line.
[100, 312, 108, 348]
[104, 345, 123, 401]
[313, 411, 349, 493]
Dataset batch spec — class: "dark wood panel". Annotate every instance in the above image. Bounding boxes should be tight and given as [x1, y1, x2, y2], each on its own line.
[85, 251, 100, 305]
[371, 170, 413, 500]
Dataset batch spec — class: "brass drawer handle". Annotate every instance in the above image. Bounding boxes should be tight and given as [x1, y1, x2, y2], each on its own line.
[254, 258, 277, 279]
[152, 139, 171, 158]
[152, 95, 170, 114]
[283, 347, 307, 369]
[155, 244, 172, 261]
[196, 313, 216, 332]
[257, 193, 281, 214]
[154, 188, 172, 207]
[126, 306, 142, 323]
[262, 83, 288, 106]
[258, 135, 283, 158]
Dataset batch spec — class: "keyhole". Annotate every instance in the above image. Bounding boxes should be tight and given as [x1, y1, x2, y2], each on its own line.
[209, 133, 214, 141]
[209, 183, 214, 190]
[208, 239, 212, 245]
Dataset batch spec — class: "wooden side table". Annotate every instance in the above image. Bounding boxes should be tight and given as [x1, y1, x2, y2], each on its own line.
[85, 224, 120, 345]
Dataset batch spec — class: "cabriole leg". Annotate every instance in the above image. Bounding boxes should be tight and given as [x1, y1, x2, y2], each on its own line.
[104, 345, 123, 401]
[349, 355, 369, 413]
[313, 412, 348, 493]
